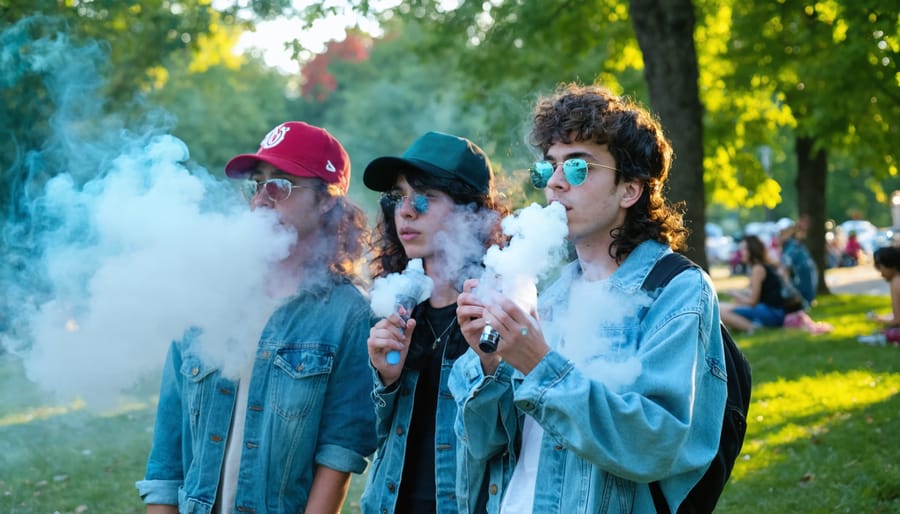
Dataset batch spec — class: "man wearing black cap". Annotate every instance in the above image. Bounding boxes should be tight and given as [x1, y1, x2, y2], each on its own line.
[360, 131, 509, 514]
[138, 122, 376, 514]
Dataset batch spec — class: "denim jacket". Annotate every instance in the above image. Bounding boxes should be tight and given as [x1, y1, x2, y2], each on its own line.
[360, 309, 483, 514]
[449, 241, 728, 514]
[136, 278, 377, 514]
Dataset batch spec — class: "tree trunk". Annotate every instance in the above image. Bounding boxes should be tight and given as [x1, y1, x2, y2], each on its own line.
[795, 135, 831, 295]
[629, 0, 708, 269]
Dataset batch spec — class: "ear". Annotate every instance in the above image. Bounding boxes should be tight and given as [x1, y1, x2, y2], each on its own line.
[619, 180, 644, 208]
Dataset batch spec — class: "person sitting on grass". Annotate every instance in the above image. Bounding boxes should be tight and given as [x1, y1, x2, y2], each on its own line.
[720, 234, 785, 333]
[862, 246, 900, 345]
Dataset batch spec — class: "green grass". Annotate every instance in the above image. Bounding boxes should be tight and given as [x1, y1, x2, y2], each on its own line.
[1, 292, 898, 513]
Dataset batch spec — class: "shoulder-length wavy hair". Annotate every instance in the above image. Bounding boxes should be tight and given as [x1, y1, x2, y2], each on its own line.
[313, 181, 370, 281]
[742, 235, 771, 267]
[369, 171, 509, 279]
[529, 83, 687, 263]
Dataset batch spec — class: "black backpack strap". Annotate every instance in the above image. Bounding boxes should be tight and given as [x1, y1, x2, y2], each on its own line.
[642, 252, 698, 292]
[643, 252, 698, 514]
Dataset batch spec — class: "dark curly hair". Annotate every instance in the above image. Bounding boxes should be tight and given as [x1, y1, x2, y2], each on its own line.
[312, 181, 370, 281]
[369, 170, 509, 280]
[529, 83, 687, 263]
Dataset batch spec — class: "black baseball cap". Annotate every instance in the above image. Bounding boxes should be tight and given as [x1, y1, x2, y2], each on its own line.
[363, 131, 492, 194]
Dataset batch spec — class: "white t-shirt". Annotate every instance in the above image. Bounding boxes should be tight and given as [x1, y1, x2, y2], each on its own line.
[499, 415, 544, 513]
[214, 362, 253, 514]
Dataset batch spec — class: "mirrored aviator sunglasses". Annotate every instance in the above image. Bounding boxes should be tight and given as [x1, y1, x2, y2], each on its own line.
[241, 178, 298, 203]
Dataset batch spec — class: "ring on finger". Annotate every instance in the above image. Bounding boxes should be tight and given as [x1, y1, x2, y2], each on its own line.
[520, 326, 528, 336]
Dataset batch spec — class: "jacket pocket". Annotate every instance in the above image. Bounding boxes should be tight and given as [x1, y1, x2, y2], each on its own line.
[179, 356, 218, 423]
[271, 346, 334, 419]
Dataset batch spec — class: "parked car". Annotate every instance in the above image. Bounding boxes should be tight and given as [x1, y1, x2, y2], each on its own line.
[705, 222, 735, 264]
[873, 227, 897, 250]
[839, 219, 878, 255]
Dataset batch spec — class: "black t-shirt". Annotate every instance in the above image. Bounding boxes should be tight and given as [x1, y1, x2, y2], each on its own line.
[760, 264, 785, 309]
[395, 302, 466, 513]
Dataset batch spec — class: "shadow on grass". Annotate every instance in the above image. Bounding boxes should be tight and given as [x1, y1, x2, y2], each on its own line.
[716, 293, 900, 513]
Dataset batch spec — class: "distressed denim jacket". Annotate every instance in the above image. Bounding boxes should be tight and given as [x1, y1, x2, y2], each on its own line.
[136, 278, 377, 514]
[449, 241, 728, 514]
[360, 311, 483, 514]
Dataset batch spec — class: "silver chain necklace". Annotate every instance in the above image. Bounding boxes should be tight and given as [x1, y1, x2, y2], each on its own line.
[425, 316, 457, 351]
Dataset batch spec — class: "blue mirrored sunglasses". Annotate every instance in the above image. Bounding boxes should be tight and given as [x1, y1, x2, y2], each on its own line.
[530, 158, 618, 188]
[380, 191, 429, 214]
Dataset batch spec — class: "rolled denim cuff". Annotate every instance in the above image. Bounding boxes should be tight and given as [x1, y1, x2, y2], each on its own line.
[514, 350, 574, 413]
[452, 349, 514, 388]
[315, 443, 370, 474]
[135, 478, 181, 505]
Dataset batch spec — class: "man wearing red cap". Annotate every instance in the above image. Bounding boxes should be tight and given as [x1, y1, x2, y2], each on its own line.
[138, 122, 377, 514]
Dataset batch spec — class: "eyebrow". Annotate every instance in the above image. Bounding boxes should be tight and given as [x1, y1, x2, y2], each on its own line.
[543, 151, 596, 161]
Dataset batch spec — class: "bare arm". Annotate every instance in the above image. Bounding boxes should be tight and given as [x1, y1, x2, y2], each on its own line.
[743, 264, 765, 306]
[304, 466, 351, 514]
[889, 275, 900, 327]
[147, 505, 178, 514]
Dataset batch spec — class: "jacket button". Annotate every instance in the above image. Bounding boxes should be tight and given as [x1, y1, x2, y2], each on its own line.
[260, 351, 270, 359]
[295, 364, 303, 372]
[387, 482, 396, 492]
[191, 367, 199, 376]
[490, 483, 499, 495]
[554, 444, 564, 451]
[210, 434, 223, 442]
[396, 426, 404, 435]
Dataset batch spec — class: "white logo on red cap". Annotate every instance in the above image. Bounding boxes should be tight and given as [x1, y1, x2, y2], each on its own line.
[325, 160, 336, 173]
[260, 125, 290, 149]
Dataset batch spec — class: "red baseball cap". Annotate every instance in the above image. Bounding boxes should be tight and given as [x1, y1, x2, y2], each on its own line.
[225, 121, 350, 194]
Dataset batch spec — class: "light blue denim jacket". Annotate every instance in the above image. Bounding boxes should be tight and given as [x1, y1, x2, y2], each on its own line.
[136, 278, 377, 514]
[360, 319, 482, 514]
[449, 241, 727, 514]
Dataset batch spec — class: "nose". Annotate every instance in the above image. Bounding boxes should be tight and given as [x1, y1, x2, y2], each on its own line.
[396, 195, 417, 218]
[250, 189, 273, 210]
[546, 162, 569, 190]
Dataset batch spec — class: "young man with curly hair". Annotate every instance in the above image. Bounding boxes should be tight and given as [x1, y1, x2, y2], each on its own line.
[451, 84, 728, 513]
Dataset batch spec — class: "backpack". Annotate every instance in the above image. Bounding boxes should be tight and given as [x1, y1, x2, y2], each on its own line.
[643, 253, 752, 514]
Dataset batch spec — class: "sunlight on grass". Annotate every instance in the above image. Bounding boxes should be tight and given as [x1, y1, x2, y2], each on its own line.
[0, 398, 152, 427]
[734, 370, 900, 478]
[0, 398, 86, 427]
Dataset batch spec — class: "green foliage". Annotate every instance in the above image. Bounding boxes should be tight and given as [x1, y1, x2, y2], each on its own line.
[145, 52, 303, 178]
[726, 1, 899, 178]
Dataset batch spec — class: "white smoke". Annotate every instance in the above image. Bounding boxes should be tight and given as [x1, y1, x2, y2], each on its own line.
[370, 258, 433, 318]
[557, 278, 651, 391]
[478, 202, 569, 310]
[0, 17, 303, 409]
[2, 135, 295, 409]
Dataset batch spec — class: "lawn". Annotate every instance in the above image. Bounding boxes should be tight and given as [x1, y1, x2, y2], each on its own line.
[1, 292, 898, 513]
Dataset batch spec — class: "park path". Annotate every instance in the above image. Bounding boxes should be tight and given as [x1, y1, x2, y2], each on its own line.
[710, 264, 889, 296]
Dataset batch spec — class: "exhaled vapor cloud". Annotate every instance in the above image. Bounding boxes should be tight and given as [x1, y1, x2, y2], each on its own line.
[1, 17, 294, 409]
